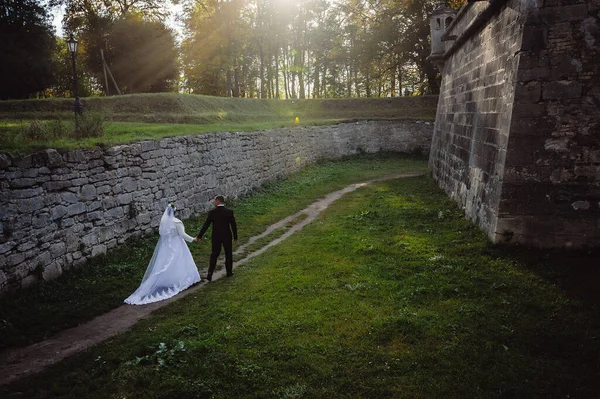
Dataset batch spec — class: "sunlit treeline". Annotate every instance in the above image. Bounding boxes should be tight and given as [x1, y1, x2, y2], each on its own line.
[1, 0, 447, 100]
[181, 0, 441, 98]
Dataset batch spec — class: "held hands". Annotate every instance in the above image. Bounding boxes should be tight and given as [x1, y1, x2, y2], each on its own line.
[193, 237, 200, 243]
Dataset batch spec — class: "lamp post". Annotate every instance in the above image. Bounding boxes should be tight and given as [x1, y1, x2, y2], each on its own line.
[67, 33, 84, 116]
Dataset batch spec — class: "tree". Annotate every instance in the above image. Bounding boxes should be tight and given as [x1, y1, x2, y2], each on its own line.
[0, 0, 57, 99]
[106, 15, 179, 93]
[180, 0, 441, 98]
[52, 0, 174, 32]
[45, 36, 95, 97]
[182, 0, 250, 96]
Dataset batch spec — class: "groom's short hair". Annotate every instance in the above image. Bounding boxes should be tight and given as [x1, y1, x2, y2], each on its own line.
[215, 195, 225, 203]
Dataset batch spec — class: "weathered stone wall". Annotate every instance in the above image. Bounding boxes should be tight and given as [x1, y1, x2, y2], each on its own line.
[429, 0, 528, 239]
[0, 121, 433, 294]
[499, 0, 600, 247]
[430, 0, 600, 247]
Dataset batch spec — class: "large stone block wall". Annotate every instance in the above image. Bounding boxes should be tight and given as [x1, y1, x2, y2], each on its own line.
[0, 120, 432, 294]
[429, 0, 528, 238]
[430, 0, 600, 247]
[499, 0, 600, 247]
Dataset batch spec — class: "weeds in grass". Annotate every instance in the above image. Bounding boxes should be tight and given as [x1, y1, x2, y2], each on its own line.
[73, 112, 105, 138]
[124, 341, 187, 369]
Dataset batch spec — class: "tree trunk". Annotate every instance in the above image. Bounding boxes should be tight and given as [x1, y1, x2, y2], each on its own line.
[233, 57, 240, 98]
[226, 68, 232, 97]
[259, 46, 265, 98]
[275, 45, 280, 99]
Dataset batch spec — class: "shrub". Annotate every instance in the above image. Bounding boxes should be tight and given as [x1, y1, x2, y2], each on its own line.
[72, 112, 105, 138]
[24, 120, 47, 141]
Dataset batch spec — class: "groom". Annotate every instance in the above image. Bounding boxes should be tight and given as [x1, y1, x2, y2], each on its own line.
[194, 195, 238, 282]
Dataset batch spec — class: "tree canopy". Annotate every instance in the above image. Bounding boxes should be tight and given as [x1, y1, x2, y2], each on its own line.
[182, 0, 442, 98]
[0, 0, 56, 99]
[1, 0, 448, 99]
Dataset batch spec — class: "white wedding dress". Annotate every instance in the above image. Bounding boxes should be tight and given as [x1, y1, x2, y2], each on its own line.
[125, 206, 201, 305]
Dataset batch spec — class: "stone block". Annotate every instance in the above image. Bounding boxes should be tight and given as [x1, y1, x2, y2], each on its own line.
[91, 244, 107, 257]
[517, 67, 551, 82]
[96, 185, 111, 195]
[42, 261, 62, 281]
[89, 172, 109, 183]
[0, 270, 7, 290]
[118, 193, 133, 205]
[514, 82, 542, 103]
[87, 201, 102, 212]
[87, 211, 103, 221]
[82, 232, 99, 247]
[10, 187, 43, 199]
[32, 213, 52, 229]
[121, 178, 138, 193]
[18, 197, 45, 213]
[60, 218, 75, 228]
[67, 202, 86, 216]
[80, 184, 97, 201]
[10, 178, 37, 189]
[542, 81, 583, 100]
[98, 227, 115, 242]
[44, 180, 73, 191]
[65, 150, 87, 163]
[0, 153, 11, 169]
[510, 117, 555, 137]
[0, 241, 16, 255]
[44, 149, 64, 167]
[71, 177, 89, 186]
[22, 168, 39, 178]
[7, 252, 25, 267]
[61, 192, 79, 204]
[541, 3, 588, 23]
[511, 103, 547, 118]
[102, 197, 117, 209]
[50, 242, 66, 258]
[14, 155, 32, 168]
[105, 207, 124, 219]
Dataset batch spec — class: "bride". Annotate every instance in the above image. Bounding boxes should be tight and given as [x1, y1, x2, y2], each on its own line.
[125, 204, 201, 305]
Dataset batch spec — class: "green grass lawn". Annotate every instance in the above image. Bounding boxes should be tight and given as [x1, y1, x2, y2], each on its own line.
[0, 118, 349, 155]
[1, 154, 599, 398]
[0, 154, 428, 351]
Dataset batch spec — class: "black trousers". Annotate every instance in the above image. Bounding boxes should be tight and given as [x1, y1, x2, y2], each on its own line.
[208, 238, 233, 278]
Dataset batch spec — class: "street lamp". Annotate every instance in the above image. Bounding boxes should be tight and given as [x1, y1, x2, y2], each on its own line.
[67, 33, 83, 116]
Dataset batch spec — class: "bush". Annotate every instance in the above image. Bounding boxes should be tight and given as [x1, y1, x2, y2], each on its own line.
[19, 119, 67, 142]
[73, 112, 105, 138]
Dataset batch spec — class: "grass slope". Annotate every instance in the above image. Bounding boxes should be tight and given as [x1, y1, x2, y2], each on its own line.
[0, 93, 439, 123]
[1, 155, 599, 398]
[0, 94, 438, 154]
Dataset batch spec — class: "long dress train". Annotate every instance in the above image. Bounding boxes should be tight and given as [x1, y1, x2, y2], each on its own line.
[125, 206, 201, 305]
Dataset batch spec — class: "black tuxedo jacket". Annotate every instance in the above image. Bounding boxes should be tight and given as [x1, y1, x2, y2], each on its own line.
[197, 206, 238, 242]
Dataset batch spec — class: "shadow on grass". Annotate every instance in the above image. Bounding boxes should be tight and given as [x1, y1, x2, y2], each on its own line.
[493, 246, 600, 307]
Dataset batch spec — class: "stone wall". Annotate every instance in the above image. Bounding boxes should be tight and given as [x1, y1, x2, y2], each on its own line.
[429, 0, 527, 238]
[499, 0, 600, 247]
[0, 120, 432, 294]
[429, 0, 600, 248]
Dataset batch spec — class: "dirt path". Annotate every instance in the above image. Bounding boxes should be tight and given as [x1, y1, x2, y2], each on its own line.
[0, 172, 424, 387]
